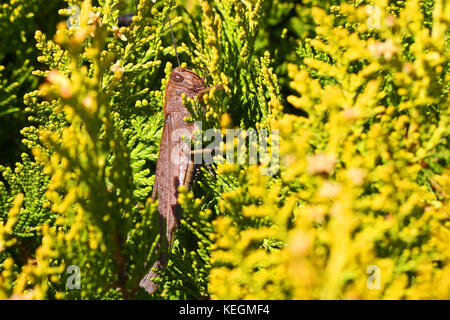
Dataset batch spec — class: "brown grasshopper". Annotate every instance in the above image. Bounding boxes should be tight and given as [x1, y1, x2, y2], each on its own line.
[139, 17, 222, 294]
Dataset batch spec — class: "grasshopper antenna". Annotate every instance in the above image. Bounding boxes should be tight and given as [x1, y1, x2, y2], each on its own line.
[168, 14, 181, 67]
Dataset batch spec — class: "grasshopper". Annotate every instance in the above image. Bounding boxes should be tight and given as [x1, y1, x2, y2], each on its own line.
[139, 16, 221, 294]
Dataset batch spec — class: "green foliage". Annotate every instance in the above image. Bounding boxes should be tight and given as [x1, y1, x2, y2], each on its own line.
[0, 0, 65, 165]
[0, 0, 448, 300]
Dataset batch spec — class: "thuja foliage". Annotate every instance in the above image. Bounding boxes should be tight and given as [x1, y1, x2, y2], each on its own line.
[0, 0, 282, 299]
[0, 0, 449, 300]
[208, 0, 450, 299]
[0, 0, 65, 165]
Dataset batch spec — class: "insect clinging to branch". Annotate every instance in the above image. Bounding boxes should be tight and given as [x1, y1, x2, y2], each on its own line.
[138, 13, 222, 294]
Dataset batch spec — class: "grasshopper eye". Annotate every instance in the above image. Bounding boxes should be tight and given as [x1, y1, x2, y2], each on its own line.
[171, 73, 184, 83]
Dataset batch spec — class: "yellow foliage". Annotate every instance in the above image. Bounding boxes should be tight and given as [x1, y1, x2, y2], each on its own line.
[209, 0, 449, 299]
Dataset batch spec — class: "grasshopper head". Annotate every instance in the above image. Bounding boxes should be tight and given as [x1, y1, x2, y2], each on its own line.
[169, 67, 205, 94]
